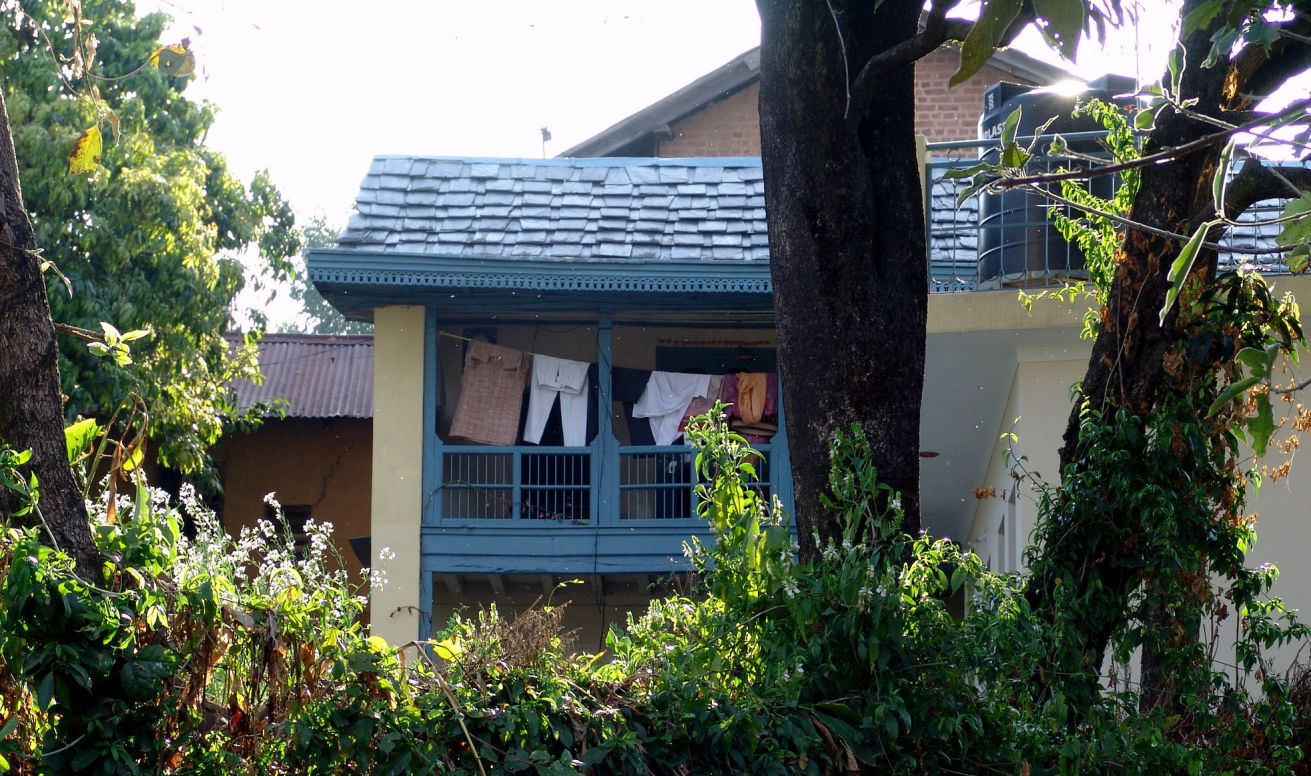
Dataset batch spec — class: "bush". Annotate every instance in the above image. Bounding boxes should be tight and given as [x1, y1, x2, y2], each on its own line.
[0, 410, 1308, 773]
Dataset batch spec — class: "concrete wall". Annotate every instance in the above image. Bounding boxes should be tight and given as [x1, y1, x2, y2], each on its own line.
[963, 274, 1311, 669]
[214, 417, 372, 579]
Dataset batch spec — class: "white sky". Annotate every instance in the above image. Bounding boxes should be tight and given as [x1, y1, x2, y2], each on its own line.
[135, 1, 1184, 227]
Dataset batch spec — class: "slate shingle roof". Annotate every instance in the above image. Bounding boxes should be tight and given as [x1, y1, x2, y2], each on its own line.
[339, 157, 770, 263]
[337, 155, 1300, 293]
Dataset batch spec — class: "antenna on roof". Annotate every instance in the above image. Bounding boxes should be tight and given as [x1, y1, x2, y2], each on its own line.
[540, 126, 552, 158]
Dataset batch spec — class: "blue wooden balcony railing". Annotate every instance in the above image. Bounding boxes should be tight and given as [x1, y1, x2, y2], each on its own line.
[430, 443, 774, 524]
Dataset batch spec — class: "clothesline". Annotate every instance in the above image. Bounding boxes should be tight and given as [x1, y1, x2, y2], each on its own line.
[438, 330, 772, 374]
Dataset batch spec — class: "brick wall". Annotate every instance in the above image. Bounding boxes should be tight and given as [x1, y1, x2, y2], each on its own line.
[654, 49, 1039, 159]
[914, 49, 1031, 145]
[658, 83, 762, 157]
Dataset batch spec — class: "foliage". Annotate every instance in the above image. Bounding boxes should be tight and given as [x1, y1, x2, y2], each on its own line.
[281, 214, 372, 336]
[0, 0, 301, 480]
[1, 410, 1309, 773]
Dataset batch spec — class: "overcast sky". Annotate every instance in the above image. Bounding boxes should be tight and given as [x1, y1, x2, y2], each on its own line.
[132, 1, 1196, 227]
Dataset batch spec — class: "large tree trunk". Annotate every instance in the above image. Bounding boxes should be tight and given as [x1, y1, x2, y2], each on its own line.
[0, 88, 99, 572]
[1025, 0, 1307, 703]
[757, 1, 927, 559]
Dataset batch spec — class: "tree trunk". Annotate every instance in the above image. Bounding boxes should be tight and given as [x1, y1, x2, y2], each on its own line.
[1025, 0, 1296, 702]
[757, 1, 927, 560]
[0, 88, 99, 571]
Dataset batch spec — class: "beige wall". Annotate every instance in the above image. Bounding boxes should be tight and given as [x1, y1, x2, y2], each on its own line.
[961, 275, 1311, 669]
[370, 305, 427, 646]
[215, 417, 372, 579]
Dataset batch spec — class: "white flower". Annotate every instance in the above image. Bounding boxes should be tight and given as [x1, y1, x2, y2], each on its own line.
[378, 546, 398, 562]
[890, 495, 902, 511]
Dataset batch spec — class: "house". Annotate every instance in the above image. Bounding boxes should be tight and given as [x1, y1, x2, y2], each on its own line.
[215, 333, 373, 580]
[560, 45, 1072, 157]
[305, 46, 1311, 661]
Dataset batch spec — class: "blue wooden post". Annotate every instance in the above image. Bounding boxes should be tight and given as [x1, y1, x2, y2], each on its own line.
[594, 313, 615, 527]
[419, 308, 441, 640]
[773, 371, 795, 523]
[423, 308, 442, 524]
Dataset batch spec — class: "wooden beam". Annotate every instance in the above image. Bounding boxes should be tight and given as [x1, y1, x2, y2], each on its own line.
[488, 574, 506, 597]
[539, 575, 555, 597]
[441, 574, 463, 596]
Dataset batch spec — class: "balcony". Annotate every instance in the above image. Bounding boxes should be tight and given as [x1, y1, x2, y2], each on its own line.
[421, 442, 779, 576]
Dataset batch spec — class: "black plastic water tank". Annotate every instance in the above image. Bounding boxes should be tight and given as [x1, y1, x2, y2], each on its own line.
[976, 75, 1135, 289]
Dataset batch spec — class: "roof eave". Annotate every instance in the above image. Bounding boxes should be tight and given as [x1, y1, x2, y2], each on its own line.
[561, 48, 762, 158]
[307, 248, 774, 314]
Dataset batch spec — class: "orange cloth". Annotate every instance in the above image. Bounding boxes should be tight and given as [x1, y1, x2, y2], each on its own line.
[735, 372, 767, 425]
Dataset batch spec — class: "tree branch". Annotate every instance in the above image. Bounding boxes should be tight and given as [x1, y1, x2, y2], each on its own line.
[848, 0, 970, 115]
[991, 97, 1311, 190]
[54, 321, 100, 342]
[1221, 161, 1311, 221]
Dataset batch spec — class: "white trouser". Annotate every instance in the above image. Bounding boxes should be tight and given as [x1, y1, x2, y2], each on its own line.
[523, 355, 590, 446]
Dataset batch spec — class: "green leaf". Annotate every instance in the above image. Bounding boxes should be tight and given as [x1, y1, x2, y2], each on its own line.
[1212, 142, 1235, 216]
[1275, 194, 1311, 247]
[1000, 106, 1022, 148]
[1160, 221, 1213, 326]
[1208, 376, 1260, 416]
[1288, 246, 1309, 275]
[35, 672, 54, 711]
[1033, 0, 1086, 60]
[1251, 393, 1275, 457]
[1135, 101, 1163, 130]
[951, 0, 1023, 86]
[64, 418, 101, 464]
[1168, 45, 1185, 97]
[1183, 0, 1225, 35]
[1234, 346, 1272, 376]
[1001, 144, 1031, 169]
[942, 161, 1001, 179]
[431, 638, 462, 661]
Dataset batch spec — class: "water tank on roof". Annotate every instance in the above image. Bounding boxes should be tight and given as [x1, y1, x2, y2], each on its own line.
[976, 75, 1136, 289]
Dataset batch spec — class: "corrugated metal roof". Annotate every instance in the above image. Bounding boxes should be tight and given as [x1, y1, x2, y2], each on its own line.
[337, 156, 771, 263]
[231, 334, 373, 419]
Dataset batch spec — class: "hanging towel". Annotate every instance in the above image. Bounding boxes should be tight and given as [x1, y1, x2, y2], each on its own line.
[523, 355, 591, 446]
[448, 341, 528, 445]
[633, 372, 711, 446]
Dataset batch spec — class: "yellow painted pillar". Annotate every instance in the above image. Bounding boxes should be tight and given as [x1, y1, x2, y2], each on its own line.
[369, 305, 426, 646]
